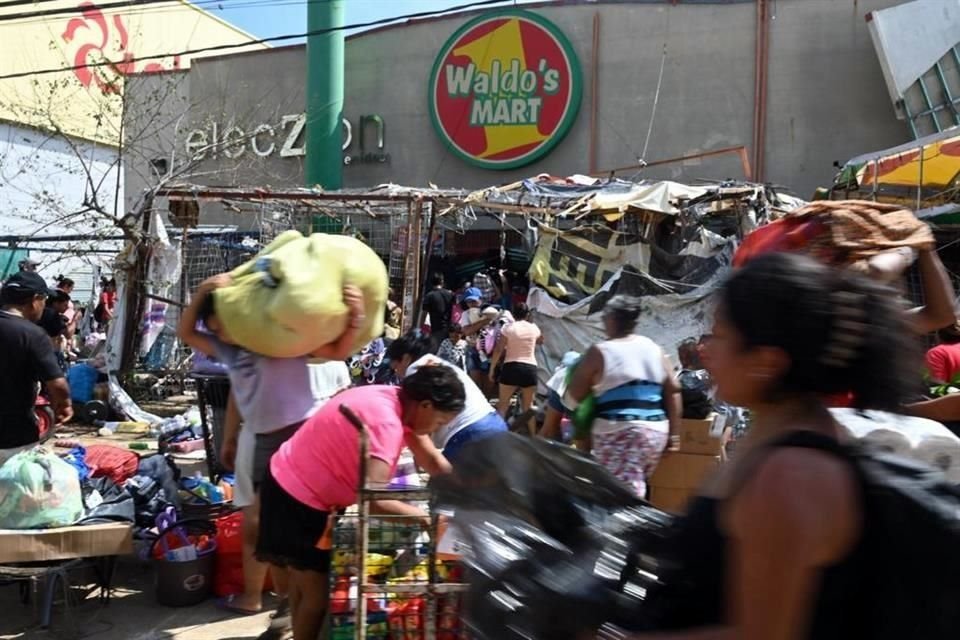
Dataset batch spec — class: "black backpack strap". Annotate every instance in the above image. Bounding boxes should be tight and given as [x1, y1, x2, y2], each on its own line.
[727, 430, 856, 498]
[767, 430, 851, 457]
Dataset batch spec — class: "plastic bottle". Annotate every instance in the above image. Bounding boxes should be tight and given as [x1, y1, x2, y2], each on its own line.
[160, 415, 187, 435]
[218, 480, 234, 502]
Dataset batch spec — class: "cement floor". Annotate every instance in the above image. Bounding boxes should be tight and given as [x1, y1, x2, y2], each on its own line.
[1, 557, 278, 640]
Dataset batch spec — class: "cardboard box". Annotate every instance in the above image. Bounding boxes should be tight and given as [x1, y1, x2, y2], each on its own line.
[0, 523, 133, 563]
[649, 486, 694, 514]
[677, 415, 724, 456]
[650, 451, 720, 490]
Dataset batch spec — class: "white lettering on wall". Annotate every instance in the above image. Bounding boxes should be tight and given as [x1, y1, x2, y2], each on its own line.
[186, 129, 208, 160]
[251, 123, 276, 157]
[279, 114, 306, 158]
[342, 118, 352, 151]
[222, 126, 246, 159]
[184, 113, 388, 165]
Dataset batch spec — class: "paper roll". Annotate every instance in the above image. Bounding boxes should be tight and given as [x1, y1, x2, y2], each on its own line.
[913, 436, 960, 485]
[861, 428, 913, 457]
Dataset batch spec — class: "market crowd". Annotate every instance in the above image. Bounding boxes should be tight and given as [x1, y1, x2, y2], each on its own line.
[4, 199, 960, 639]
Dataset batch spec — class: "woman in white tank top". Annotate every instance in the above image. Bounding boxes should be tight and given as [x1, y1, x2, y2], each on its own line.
[565, 295, 681, 497]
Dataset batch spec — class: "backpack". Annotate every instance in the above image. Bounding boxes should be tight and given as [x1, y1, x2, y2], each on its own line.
[772, 431, 960, 639]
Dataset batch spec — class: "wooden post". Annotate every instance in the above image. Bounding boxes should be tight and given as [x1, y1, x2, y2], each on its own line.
[588, 12, 600, 174]
[414, 201, 437, 329]
[119, 196, 154, 374]
[402, 200, 423, 332]
[399, 200, 417, 332]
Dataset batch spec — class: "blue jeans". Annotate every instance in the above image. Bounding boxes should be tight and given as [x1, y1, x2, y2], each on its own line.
[466, 346, 490, 373]
[443, 412, 508, 463]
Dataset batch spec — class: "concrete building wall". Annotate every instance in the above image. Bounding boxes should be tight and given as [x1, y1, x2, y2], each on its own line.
[763, 0, 907, 191]
[0, 0, 267, 146]
[124, 71, 193, 213]
[125, 0, 915, 200]
[0, 121, 121, 296]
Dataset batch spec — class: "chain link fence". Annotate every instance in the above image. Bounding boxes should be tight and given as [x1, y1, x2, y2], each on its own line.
[136, 193, 423, 393]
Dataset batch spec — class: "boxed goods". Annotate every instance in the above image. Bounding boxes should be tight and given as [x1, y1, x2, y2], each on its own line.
[0, 522, 132, 563]
[649, 487, 693, 514]
[676, 415, 724, 455]
[330, 611, 389, 640]
[648, 451, 721, 514]
[650, 452, 720, 489]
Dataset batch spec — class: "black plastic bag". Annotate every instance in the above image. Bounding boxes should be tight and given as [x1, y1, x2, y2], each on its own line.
[432, 434, 677, 640]
[78, 476, 135, 525]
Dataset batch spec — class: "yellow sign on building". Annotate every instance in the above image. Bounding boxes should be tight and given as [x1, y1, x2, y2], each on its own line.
[0, 0, 266, 144]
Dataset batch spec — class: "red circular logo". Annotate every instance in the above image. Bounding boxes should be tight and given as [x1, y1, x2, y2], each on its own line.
[429, 10, 582, 170]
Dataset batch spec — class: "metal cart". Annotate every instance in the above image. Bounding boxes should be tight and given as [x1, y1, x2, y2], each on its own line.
[337, 405, 469, 640]
[189, 373, 231, 480]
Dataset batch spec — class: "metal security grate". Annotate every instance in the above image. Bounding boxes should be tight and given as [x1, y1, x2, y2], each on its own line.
[902, 45, 960, 139]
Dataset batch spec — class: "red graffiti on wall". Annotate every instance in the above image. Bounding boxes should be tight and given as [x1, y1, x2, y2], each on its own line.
[62, 1, 181, 94]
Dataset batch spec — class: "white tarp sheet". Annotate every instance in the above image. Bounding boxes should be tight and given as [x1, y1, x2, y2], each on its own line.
[528, 267, 723, 385]
[587, 180, 709, 215]
[139, 213, 182, 357]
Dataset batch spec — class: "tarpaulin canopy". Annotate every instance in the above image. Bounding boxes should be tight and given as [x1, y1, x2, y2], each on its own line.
[523, 182, 803, 377]
[529, 225, 731, 305]
[452, 177, 798, 220]
[832, 127, 960, 201]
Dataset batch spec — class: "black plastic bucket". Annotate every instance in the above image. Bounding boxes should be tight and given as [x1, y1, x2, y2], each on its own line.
[150, 518, 217, 607]
[155, 550, 216, 607]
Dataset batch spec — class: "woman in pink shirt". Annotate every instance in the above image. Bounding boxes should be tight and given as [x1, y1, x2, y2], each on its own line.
[489, 303, 543, 431]
[256, 366, 465, 640]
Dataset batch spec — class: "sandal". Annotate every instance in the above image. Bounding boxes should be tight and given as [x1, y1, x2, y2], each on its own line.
[217, 594, 262, 616]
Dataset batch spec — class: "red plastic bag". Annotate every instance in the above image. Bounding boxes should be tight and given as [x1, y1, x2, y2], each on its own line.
[213, 511, 272, 596]
[213, 512, 244, 596]
[732, 216, 827, 268]
[216, 511, 244, 554]
[85, 445, 139, 485]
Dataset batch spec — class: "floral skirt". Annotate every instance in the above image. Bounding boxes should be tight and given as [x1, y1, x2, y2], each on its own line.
[592, 422, 669, 497]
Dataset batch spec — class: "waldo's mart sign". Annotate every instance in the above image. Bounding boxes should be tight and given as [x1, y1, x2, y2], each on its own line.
[429, 10, 582, 170]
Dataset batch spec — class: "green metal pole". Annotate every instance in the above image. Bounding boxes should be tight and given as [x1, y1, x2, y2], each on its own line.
[305, 0, 345, 189]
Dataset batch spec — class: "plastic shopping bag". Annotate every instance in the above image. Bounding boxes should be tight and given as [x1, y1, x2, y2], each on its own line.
[0, 448, 84, 529]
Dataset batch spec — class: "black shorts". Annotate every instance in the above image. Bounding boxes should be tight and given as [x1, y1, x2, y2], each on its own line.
[499, 362, 538, 388]
[255, 469, 332, 573]
[252, 421, 302, 489]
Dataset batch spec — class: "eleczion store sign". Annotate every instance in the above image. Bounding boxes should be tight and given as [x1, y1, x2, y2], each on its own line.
[185, 114, 389, 165]
[429, 9, 582, 170]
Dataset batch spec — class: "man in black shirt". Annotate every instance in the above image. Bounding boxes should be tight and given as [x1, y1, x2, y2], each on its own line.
[37, 290, 70, 372]
[422, 273, 454, 344]
[38, 290, 69, 338]
[0, 272, 72, 460]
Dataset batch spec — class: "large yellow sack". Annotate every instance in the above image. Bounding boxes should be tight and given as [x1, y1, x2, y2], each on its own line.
[213, 230, 388, 358]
